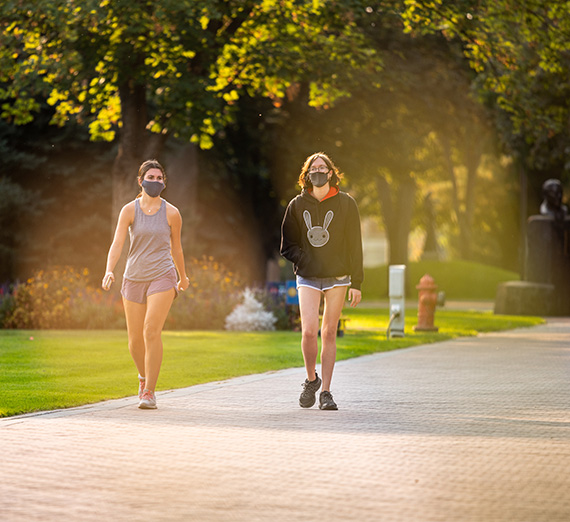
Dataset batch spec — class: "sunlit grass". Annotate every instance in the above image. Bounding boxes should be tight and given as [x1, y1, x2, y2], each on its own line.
[364, 260, 519, 300]
[0, 308, 543, 417]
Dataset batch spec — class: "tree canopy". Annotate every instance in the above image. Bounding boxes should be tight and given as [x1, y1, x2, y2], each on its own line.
[0, 0, 556, 281]
[402, 0, 570, 177]
[0, 1, 381, 143]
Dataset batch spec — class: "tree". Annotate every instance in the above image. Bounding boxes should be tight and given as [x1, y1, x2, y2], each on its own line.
[402, 0, 570, 180]
[0, 0, 382, 222]
[398, 0, 570, 271]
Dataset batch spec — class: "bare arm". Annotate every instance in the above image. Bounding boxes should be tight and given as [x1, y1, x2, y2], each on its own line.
[168, 205, 189, 291]
[102, 203, 134, 290]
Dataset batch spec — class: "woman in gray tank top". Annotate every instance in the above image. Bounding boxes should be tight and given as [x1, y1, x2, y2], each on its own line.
[102, 159, 189, 410]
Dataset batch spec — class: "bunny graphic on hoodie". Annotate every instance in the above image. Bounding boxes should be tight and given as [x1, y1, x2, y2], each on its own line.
[280, 187, 364, 291]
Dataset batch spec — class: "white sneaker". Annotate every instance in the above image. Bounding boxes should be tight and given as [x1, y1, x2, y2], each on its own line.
[138, 390, 157, 409]
[138, 377, 146, 399]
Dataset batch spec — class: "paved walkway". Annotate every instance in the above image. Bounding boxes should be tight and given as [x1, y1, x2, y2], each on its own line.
[2, 319, 569, 521]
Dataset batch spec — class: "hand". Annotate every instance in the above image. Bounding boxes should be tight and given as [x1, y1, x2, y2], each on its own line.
[102, 271, 115, 291]
[177, 276, 190, 292]
[348, 288, 361, 308]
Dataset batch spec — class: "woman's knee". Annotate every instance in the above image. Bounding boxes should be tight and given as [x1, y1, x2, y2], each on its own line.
[301, 326, 319, 342]
[143, 323, 162, 343]
[320, 326, 337, 344]
[127, 331, 144, 348]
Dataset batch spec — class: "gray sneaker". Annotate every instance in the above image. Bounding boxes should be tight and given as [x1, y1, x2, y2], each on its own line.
[319, 391, 338, 410]
[299, 373, 322, 408]
[139, 390, 157, 409]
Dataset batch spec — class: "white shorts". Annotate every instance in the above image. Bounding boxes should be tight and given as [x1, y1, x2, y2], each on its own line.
[296, 275, 351, 292]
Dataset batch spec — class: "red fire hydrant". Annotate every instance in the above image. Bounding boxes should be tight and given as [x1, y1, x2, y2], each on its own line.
[414, 274, 439, 332]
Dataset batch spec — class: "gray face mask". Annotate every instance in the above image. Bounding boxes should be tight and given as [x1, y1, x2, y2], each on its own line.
[309, 171, 329, 188]
[141, 180, 165, 198]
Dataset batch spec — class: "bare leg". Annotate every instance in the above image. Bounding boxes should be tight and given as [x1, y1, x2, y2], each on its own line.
[298, 286, 322, 382]
[321, 285, 347, 391]
[143, 289, 176, 392]
[122, 298, 147, 378]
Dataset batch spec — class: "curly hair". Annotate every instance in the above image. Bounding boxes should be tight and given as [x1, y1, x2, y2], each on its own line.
[298, 152, 343, 190]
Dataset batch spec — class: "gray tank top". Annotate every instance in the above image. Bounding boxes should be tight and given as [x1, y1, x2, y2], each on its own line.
[124, 199, 175, 281]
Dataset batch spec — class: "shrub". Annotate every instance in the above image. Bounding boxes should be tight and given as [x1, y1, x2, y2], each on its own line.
[68, 287, 125, 329]
[3, 267, 124, 329]
[225, 288, 277, 331]
[166, 256, 243, 330]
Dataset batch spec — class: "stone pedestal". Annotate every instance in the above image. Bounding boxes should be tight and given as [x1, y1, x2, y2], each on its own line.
[495, 281, 555, 316]
[495, 215, 570, 316]
[526, 216, 570, 315]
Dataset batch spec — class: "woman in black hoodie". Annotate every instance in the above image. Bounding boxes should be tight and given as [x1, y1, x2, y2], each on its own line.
[280, 152, 363, 410]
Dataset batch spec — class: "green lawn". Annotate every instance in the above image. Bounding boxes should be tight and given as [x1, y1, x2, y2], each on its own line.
[365, 260, 519, 300]
[0, 307, 543, 417]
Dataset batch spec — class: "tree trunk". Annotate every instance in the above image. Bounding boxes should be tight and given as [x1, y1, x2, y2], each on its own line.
[109, 82, 169, 279]
[376, 175, 395, 255]
[111, 81, 151, 224]
[376, 174, 416, 266]
[440, 133, 482, 260]
[376, 173, 416, 296]
[440, 135, 470, 258]
[392, 177, 416, 266]
[463, 132, 483, 258]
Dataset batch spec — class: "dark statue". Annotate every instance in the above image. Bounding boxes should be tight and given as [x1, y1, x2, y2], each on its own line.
[540, 179, 568, 222]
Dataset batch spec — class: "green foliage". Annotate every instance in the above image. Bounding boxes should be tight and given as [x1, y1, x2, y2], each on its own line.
[364, 260, 519, 300]
[0, 0, 383, 145]
[402, 0, 570, 173]
[0, 308, 542, 417]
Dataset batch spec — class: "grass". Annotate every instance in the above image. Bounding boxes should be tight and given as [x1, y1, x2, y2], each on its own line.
[0, 307, 543, 418]
[364, 260, 519, 300]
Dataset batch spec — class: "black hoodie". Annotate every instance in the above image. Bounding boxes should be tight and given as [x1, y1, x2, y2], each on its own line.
[280, 188, 364, 290]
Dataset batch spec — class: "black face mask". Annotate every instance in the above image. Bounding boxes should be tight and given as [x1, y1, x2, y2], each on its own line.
[142, 180, 165, 198]
[309, 171, 329, 188]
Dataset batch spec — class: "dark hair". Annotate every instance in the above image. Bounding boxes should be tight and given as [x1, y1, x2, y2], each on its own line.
[298, 152, 343, 189]
[136, 159, 166, 197]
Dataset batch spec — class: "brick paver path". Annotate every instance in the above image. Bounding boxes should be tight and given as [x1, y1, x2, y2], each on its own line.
[2, 319, 569, 521]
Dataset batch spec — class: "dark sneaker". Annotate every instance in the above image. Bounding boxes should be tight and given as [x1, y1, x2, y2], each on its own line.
[299, 373, 322, 408]
[319, 391, 338, 410]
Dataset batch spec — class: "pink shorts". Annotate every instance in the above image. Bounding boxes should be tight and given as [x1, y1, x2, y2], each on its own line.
[121, 268, 178, 304]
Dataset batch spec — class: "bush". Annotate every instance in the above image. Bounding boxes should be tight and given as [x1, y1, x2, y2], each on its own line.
[68, 287, 125, 329]
[3, 267, 124, 329]
[166, 256, 243, 330]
